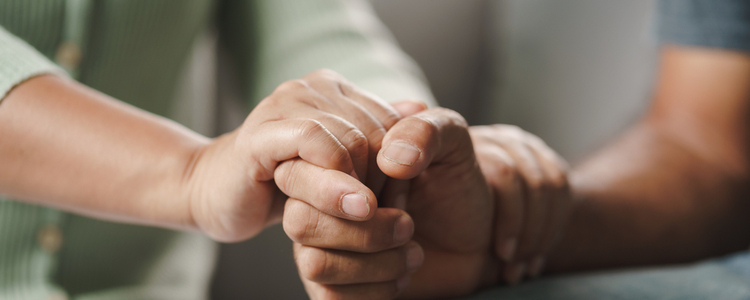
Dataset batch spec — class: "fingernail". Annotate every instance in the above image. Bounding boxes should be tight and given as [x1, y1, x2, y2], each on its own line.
[405, 242, 424, 271]
[497, 238, 517, 262]
[393, 214, 414, 244]
[383, 141, 421, 166]
[529, 256, 546, 278]
[396, 276, 411, 291]
[341, 193, 369, 218]
[506, 263, 526, 286]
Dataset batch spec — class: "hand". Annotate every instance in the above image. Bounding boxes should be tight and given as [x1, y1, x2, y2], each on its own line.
[285, 107, 497, 299]
[185, 69, 406, 242]
[470, 124, 572, 284]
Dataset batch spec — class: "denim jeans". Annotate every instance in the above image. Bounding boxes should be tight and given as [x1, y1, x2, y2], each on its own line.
[460, 251, 750, 300]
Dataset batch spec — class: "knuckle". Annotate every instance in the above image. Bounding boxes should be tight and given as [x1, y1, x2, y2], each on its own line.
[469, 125, 494, 140]
[297, 246, 335, 282]
[328, 142, 354, 172]
[432, 107, 468, 128]
[283, 202, 322, 244]
[295, 119, 353, 171]
[363, 126, 387, 148]
[525, 176, 545, 193]
[549, 172, 570, 191]
[276, 79, 308, 94]
[296, 119, 328, 140]
[495, 162, 517, 180]
[494, 124, 525, 139]
[310, 68, 340, 79]
[378, 110, 402, 130]
[306, 69, 344, 87]
[496, 124, 521, 133]
[341, 127, 369, 158]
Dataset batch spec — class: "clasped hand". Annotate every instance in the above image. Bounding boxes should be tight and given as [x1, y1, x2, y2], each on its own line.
[184, 69, 571, 299]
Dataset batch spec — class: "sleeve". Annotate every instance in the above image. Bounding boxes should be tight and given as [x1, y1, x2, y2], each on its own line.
[0, 26, 66, 102]
[658, 0, 750, 52]
[218, 0, 436, 108]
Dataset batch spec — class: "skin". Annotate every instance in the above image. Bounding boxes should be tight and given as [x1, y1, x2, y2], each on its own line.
[287, 44, 750, 299]
[0, 51, 566, 297]
[286, 107, 498, 299]
[546, 45, 750, 272]
[1, 64, 562, 298]
[287, 113, 572, 300]
[0, 69, 410, 243]
[470, 124, 572, 284]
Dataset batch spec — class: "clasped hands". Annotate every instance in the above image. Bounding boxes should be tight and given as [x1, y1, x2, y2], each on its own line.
[184, 70, 572, 299]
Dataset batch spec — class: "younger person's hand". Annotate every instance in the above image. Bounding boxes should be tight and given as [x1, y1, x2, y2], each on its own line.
[470, 124, 572, 284]
[185, 69, 406, 242]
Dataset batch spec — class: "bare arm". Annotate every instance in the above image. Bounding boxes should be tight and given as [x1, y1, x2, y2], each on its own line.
[548, 45, 750, 272]
[0, 75, 204, 230]
[0, 70, 408, 243]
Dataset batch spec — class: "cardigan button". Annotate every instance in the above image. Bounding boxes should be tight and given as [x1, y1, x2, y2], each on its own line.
[37, 224, 63, 254]
[55, 41, 82, 70]
[47, 292, 68, 300]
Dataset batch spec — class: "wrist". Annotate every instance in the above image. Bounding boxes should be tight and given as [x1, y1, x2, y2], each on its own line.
[141, 134, 210, 232]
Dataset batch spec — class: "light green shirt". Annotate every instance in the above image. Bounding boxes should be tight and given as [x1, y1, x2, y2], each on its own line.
[0, 1, 433, 299]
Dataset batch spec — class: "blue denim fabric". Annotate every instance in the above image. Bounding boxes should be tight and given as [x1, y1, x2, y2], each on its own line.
[659, 0, 750, 52]
[458, 251, 750, 300]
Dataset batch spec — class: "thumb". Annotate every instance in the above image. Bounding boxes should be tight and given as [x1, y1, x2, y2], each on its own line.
[391, 100, 428, 118]
[377, 107, 475, 180]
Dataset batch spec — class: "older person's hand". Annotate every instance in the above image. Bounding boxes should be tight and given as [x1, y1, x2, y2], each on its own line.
[284, 107, 497, 299]
[470, 125, 572, 284]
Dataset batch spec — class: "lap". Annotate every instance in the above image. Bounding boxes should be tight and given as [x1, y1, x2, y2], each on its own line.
[460, 251, 750, 300]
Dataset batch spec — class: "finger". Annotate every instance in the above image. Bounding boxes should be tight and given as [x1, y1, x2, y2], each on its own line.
[280, 105, 371, 182]
[303, 70, 396, 192]
[302, 276, 410, 300]
[275, 159, 376, 220]
[524, 133, 571, 171]
[283, 198, 414, 252]
[524, 144, 571, 277]
[295, 241, 423, 285]
[240, 118, 355, 181]
[501, 142, 548, 262]
[377, 107, 473, 180]
[473, 144, 524, 262]
[390, 100, 429, 118]
[302, 70, 404, 131]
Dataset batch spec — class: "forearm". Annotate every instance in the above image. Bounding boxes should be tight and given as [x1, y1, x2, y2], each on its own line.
[544, 46, 750, 272]
[0, 75, 207, 230]
[547, 119, 750, 272]
[223, 0, 435, 107]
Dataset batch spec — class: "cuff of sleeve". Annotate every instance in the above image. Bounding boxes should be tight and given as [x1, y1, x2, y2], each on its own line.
[0, 27, 67, 102]
[658, 0, 750, 53]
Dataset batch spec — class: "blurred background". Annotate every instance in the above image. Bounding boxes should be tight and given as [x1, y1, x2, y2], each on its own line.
[208, 0, 657, 298]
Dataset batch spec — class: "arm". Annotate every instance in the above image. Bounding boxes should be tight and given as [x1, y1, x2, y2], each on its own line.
[219, 0, 438, 195]
[547, 45, 750, 272]
[2, 64, 411, 244]
[0, 74, 205, 230]
[220, 0, 435, 106]
[0, 26, 202, 229]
